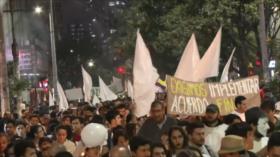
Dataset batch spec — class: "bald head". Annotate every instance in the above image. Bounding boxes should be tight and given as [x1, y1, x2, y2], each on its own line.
[109, 146, 131, 157]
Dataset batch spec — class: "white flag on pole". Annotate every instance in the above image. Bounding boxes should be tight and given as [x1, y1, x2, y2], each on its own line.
[111, 76, 123, 92]
[133, 30, 159, 117]
[49, 91, 54, 107]
[81, 66, 93, 103]
[194, 28, 222, 81]
[126, 80, 134, 99]
[220, 48, 236, 83]
[0, 91, 5, 117]
[175, 34, 200, 81]
[92, 94, 100, 106]
[99, 76, 118, 101]
[57, 81, 69, 111]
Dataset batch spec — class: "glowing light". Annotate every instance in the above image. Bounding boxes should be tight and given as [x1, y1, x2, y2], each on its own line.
[34, 6, 43, 14]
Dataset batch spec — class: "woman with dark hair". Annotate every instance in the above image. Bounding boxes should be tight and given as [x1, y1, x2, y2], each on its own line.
[27, 125, 46, 151]
[168, 126, 192, 157]
[151, 143, 168, 157]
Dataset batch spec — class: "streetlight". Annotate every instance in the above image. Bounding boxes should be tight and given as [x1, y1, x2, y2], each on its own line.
[34, 1, 59, 104]
[88, 60, 95, 68]
[34, 6, 43, 14]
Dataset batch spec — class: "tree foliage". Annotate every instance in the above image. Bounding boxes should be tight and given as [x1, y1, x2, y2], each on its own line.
[112, 0, 280, 78]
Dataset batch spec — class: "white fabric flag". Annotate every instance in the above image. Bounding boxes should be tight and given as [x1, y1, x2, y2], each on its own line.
[133, 30, 159, 117]
[99, 76, 118, 101]
[0, 91, 5, 117]
[111, 76, 123, 92]
[194, 28, 222, 81]
[92, 94, 100, 106]
[126, 80, 134, 99]
[220, 48, 236, 83]
[49, 91, 54, 107]
[57, 81, 69, 111]
[81, 66, 93, 103]
[175, 34, 200, 81]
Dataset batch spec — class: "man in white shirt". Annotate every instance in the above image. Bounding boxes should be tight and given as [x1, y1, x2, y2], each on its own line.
[203, 104, 228, 154]
[231, 96, 247, 121]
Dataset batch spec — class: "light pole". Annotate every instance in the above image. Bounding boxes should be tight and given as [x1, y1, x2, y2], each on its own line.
[49, 0, 59, 104]
[35, 0, 59, 104]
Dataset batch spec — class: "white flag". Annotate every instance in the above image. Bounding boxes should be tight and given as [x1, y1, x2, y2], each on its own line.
[57, 81, 69, 111]
[92, 94, 100, 106]
[49, 91, 54, 107]
[0, 91, 5, 117]
[126, 80, 134, 99]
[133, 30, 159, 117]
[111, 76, 124, 92]
[99, 76, 118, 101]
[81, 66, 93, 103]
[220, 48, 236, 83]
[175, 34, 200, 81]
[194, 28, 222, 81]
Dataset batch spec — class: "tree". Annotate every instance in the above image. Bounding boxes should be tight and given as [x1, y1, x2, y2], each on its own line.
[111, 0, 280, 79]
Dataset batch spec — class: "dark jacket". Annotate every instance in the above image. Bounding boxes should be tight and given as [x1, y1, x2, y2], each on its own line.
[189, 143, 217, 157]
[138, 116, 177, 143]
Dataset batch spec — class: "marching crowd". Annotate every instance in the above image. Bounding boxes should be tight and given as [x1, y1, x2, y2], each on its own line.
[0, 94, 279, 157]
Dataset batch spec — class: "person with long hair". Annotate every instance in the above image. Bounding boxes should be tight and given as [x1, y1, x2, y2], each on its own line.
[28, 125, 46, 151]
[168, 126, 192, 157]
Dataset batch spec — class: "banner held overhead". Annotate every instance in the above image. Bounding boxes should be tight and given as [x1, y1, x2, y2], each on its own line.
[166, 75, 261, 115]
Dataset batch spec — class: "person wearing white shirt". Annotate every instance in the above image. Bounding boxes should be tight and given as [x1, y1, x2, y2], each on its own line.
[231, 96, 247, 122]
[203, 104, 228, 154]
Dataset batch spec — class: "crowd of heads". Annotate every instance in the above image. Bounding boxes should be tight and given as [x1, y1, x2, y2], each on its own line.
[0, 94, 279, 157]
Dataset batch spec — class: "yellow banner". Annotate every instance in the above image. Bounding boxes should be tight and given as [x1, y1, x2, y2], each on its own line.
[166, 75, 261, 115]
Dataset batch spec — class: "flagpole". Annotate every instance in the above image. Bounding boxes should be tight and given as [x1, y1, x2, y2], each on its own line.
[49, 0, 59, 104]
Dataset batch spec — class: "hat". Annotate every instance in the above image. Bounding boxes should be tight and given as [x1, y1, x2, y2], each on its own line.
[206, 104, 219, 113]
[219, 135, 245, 154]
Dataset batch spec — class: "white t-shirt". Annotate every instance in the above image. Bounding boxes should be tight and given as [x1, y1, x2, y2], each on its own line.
[205, 124, 228, 153]
[231, 110, 246, 122]
[251, 137, 269, 153]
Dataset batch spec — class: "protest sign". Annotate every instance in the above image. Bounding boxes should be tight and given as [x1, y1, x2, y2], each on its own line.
[166, 75, 260, 115]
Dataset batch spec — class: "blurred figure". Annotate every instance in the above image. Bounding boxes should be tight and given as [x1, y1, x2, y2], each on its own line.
[168, 126, 190, 156]
[112, 127, 129, 147]
[84, 146, 102, 157]
[110, 146, 131, 157]
[0, 134, 9, 157]
[245, 107, 270, 153]
[225, 122, 256, 157]
[267, 132, 280, 157]
[14, 140, 38, 157]
[106, 110, 123, 149]
[138, 101, 177, 143]
[231, 96, 247, 122]
[16, 121, 27, 139]
[223, 114, 242, 125]
[54, 125, 76, 154]
[187, 122, 216, 157]
[71, 117, 85, 143]
[28, 125, 46, 150]
[151, 143, 167, 157]
[5, 119, 21, 141]
[55, 151, 73, 157]
[38, 137, 53, 157]
[203, 104, 228, 153]
[260, 99, 279, 134]
[130, 136, 151, 157]
[29, 115, 40, 126]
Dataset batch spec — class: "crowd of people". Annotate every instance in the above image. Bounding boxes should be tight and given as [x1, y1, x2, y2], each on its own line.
[0, 94, 279, 157]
